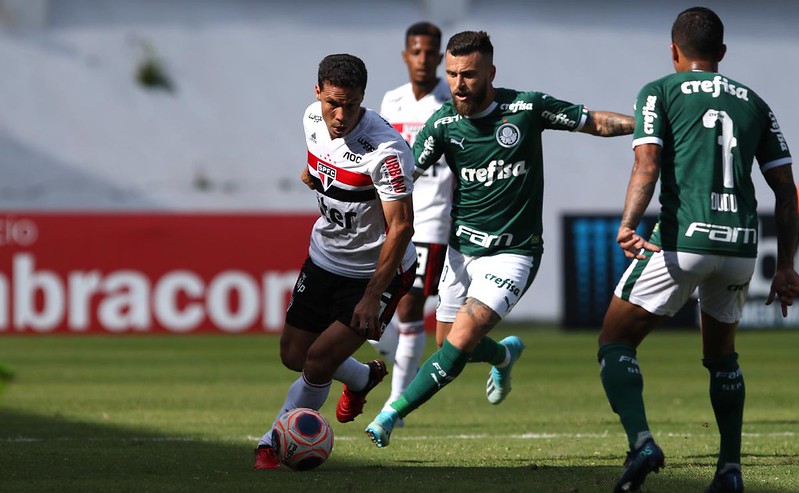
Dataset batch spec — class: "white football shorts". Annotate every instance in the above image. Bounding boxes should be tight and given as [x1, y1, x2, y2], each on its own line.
[436, 248, 540, 322]
[615, 250, 756, 323]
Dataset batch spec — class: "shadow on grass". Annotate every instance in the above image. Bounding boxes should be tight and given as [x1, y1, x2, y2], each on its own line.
[0, 409, 792, 493]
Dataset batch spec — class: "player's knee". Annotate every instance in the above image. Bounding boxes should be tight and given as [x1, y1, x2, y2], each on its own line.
[396, 291, 425, 321]
[279, 346, 306, 372]
[303, 345, 340, 375]
[301, 351, 340, 383]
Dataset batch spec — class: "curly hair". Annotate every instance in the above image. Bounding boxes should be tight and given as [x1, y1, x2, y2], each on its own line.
[317, 54, 367, 91]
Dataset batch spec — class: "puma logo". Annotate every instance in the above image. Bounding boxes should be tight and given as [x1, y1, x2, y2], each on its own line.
[450, 137, 465, 150]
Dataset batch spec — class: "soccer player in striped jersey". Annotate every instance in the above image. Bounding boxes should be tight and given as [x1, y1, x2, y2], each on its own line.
[365, 30, 634, 449]
[368, 21, 452, 428]
[254, 54, 417, 469]
[597, 8, 797, 493]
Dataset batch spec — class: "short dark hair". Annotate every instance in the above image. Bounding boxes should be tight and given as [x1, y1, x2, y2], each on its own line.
[317, 54, 367, 91]
[405, 21, 442, 49]
[446, 31, 493, 59]
[671, 7, 724, 59]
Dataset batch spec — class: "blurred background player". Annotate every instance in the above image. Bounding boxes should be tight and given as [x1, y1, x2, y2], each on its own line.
[369, 21, 453, 428]
[254, 53, 417, 469]
[365, 30, 635, 448]
[596, 7, 797, 493]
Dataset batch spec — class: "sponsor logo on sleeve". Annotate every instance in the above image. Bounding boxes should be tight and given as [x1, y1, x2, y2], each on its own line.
[418, 135, 437, 166]
[540, 111, 577, 128]
[642, 95, 658, 134]
[383, 155, 407, 193]
[768, 112, 789, 152]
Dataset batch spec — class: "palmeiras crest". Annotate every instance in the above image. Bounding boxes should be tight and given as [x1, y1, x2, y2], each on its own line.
[496, 123, 520, 148]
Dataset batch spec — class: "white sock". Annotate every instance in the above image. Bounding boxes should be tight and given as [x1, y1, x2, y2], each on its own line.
[496, 345, 511, 368]
[258, 372, 331, 447]
[633, 430, 654, 450]
[367, 319, 399, 365]
[331, 356, 369, 391]
[383, 320, 426, 409]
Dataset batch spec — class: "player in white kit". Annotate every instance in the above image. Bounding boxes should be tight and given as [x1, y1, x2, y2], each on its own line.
[254, 54, 417, 469]
[369, 22, 453, 426]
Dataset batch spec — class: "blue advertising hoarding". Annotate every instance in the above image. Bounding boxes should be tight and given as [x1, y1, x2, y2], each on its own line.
[562, 214, 798, 330]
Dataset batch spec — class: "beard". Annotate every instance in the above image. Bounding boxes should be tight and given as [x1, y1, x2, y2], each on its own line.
[452, 82, 489, 116]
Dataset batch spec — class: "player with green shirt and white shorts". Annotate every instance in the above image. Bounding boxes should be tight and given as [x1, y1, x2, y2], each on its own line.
[431, 86, 586, 323]
[597, 8, 798, 493]
[365, 30, 635, 449]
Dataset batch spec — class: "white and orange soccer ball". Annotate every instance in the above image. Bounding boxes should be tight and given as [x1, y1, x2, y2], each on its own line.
[271, 408, 334, 470]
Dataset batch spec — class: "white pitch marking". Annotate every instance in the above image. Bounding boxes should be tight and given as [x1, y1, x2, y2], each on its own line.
[5, 431, 794, 443]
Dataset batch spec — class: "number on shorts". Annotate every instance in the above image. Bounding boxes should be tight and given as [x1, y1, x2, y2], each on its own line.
[415, 244, 429, 273]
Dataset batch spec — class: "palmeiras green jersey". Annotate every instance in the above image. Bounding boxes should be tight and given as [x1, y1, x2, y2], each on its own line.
[413, 88, 587, 257]
[633, 71, 792, 257]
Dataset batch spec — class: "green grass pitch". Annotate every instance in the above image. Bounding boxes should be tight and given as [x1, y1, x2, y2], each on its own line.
[0, 326, 796, 492]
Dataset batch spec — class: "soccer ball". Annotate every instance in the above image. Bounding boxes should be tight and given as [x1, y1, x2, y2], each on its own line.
[271, 408, 334, 470]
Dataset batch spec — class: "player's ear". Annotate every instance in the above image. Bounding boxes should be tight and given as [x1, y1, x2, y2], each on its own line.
[670, 43, 680, 68]
[717, 43, 727, 63]
[315, 84, 321, 101]
[489, 64, 496, 82]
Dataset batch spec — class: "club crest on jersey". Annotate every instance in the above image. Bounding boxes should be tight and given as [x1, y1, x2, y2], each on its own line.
[317, 162, 337, 190]
[496, 123, 520, 148]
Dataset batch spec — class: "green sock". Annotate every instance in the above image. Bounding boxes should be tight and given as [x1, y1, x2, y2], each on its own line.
[703, 353, 745, 471]
[468, 336, 507, 365]
[390, 340, 471, 418]
[598, 343, 650, 449]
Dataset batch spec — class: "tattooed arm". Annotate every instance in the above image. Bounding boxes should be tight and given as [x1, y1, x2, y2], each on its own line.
[616, 143, 661, 259]
[580, 111, 635, 137]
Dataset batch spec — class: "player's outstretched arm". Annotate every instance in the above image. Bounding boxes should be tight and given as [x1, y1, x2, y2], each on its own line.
[580, 111, 635, 137]
[763, 164, 799, 316]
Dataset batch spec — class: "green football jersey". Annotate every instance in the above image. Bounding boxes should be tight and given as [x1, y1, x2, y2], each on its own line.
[414, 88, 587, 257]
[633, 71, 792, 257]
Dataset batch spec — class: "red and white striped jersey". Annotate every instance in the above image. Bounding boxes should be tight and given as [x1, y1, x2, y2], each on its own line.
[380, 78, 453, 244]
[303, 102, 417, 278]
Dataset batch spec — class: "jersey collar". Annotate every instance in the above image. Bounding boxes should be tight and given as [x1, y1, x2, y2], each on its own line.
[466, 101, 498, 119]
